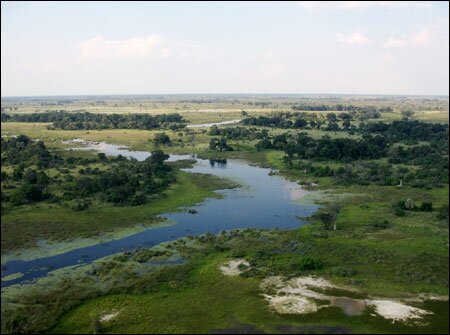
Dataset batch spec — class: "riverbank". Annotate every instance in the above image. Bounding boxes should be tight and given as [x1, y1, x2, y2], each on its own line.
[1, 122, 448, 334]
[1, 171, 238, 257]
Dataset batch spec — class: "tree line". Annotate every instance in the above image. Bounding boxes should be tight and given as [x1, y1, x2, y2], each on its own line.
[1, 111, 187, 130]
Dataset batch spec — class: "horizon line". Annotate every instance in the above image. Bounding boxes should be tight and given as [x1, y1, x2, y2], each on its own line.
[2, 92, 449, 99]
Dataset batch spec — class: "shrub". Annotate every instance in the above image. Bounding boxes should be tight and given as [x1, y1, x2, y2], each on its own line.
[394, 207, 406, 216]
[371, 220, 391, 229]
[419, 202, 433, 212]
[298, 257, 324, 271]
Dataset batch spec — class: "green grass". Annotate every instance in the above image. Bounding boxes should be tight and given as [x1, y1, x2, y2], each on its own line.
[50, 251, 449, 334]
[2, 113, 448, 334]
[1, 171, 238, 253]
[47, 182, 449, 334]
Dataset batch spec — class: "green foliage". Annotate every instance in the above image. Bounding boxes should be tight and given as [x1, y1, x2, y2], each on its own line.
[296, 257, 324, 271]
[209, 137, 233, 152]
[1, 135, 61, 168]
[371, 220, 391, 229]
[152, 132, 172, 146]
[419, 202, 433, 212]
[3, 111, 187, 130]
[314, 203, 340, 230]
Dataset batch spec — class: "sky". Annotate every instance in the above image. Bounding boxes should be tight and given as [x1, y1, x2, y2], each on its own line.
[1, 1, 449, 96]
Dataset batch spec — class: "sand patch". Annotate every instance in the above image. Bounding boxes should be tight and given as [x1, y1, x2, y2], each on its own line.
[100, 311, 119, 322]
[263, 294, 319, 314]
[260, 276, 432, 323]
[365, 300, 431, 322]
[260, 276, 331, 314]
[220, 259, 250, 276]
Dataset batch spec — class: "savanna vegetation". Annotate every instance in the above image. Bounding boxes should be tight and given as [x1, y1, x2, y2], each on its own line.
[1, 95, 448, 334]
[1, 110, 187, 130]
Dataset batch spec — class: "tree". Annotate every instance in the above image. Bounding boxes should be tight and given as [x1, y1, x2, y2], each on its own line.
[342, 119, 351, 130]
[209, 138, 232, 151]
[293, 118, 308, 128]
[326, 113, 337, 121]
[153, 132, 171, 146]
[97, 152, 107, 162]
[401, 109, 414, 121]
[255, 138, 272, 151]
[325, 121, 339, 131]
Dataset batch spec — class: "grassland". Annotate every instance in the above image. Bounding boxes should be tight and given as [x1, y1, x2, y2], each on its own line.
[1, 96, 448, 334]
[1, 171, 238, 255]
[48, 182, 449, 334]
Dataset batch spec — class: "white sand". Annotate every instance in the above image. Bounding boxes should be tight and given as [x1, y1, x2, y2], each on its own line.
[219, 259, 250, 276]
[365, 300, 431, 322]
[262, 294, 319, 314]
[100, 312, 119, 322]
[260, 276, 432, 322]
[260, 276, 332, 314]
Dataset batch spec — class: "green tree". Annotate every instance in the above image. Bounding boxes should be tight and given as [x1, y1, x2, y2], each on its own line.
[153, 132, 171, 146]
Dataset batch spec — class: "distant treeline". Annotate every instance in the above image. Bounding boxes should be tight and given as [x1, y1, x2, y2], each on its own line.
[0, 111, 187, 130]
[360, 120, 448, 142]
[258, 133, 388, 161]
[255, 120, 448, 158]
[291, 104, 393, 113]
[241, 111, 380, 129]
[253, 120, 449, 187]
[209, 125, 269, 140]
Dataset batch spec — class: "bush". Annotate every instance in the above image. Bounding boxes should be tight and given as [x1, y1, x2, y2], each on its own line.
[330, 266, 356, 277]
[371, 220, 391, 229]
[298, 257, 324, 271]
[419, 202, 433, 212]
[436, 205, 449, 221]
[395, 207, 406, 217]
[71, 199, 92, 211]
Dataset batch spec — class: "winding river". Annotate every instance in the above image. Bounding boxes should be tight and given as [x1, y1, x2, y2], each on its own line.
[1, 141, 318, 287]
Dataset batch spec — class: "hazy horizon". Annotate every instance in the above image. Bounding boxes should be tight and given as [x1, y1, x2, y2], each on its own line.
[2, 1, 449, 96]
[2, 92, 450, 99]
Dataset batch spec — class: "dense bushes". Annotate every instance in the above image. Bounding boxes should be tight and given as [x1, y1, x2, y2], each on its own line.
[1, 135, 175, 207]
[1, 135, 62, 168]
[279, 133, 389, 161]
[1, 111, 187, 130]
[209, 126, 268, 140]
[361, 120, 448, 142]
[209, 138, 233, 152]
[64, 151, 174, 206]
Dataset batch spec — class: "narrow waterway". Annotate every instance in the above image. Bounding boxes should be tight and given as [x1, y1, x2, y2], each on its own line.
[1, 140, 318, 287]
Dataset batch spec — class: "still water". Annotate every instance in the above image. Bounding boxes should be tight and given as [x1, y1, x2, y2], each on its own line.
[1, 140, 318, 287]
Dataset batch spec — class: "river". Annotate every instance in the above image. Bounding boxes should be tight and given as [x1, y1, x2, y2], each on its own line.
[1, 140, 318, 287]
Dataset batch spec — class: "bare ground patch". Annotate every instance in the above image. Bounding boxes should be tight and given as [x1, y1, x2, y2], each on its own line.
[260, 276, 434, 323]
[219, 259, 250, 276]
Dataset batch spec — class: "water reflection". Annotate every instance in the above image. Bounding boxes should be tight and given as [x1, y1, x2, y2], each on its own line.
[1, 140, 318, 287]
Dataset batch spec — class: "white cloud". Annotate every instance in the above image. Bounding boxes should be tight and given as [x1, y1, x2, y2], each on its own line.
[336, 32, 370, 45]
[80, 34, 163, 59]
[160, 48, 170, 59]
[379, 52, 395, 62]
[298, 1, 432, 10]
[179, 50, 191, 59]
[383, 37, 408, 48]
[410, 29, 431, 46]
[383, 29, 431, 48]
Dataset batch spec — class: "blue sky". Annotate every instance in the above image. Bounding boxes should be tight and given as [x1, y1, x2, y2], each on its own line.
[1, 1, 449, 96]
